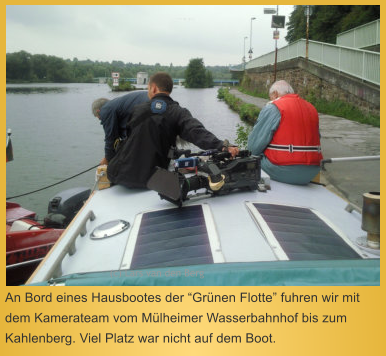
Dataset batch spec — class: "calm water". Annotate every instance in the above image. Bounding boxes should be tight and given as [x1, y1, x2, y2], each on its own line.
[6, 83, 241, 218]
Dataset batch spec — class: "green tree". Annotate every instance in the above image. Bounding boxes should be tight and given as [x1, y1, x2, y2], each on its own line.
[205, 70, 214, 88]
[185, 58, 214, 88]
[285, 5, 379, 44]
[185, 58, 207, 88]
[46, 56, 71, 82]
[6, 51, 32, 81]
[31, 54, 49, 80]
[340, 6, 380, 31]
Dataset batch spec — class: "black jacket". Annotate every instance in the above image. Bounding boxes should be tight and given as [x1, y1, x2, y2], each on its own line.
[107, 94, 224, 188]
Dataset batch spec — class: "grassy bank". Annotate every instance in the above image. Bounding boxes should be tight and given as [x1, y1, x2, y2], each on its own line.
[305, 93, 380, 127]
[217, 87, 258, 148]
[217, 87, 260, 125]
[238, 86, 269, 100]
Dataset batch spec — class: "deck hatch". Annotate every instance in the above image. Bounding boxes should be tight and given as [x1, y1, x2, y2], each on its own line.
[247, 202, 363, 261]
[91, 219, 130, 239]
[120, 204, 223, 270]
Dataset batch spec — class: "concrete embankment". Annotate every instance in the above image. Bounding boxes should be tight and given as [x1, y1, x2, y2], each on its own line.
[229, 89, 380, 207]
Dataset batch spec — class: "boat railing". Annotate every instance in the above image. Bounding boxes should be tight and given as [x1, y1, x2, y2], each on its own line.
[39, 210, 96, 281]
[321, 155, 380, 214]
[321, 155, 380, 170]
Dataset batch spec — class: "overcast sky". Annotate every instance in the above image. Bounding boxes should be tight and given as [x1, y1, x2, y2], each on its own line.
[6, 5, 295, 66]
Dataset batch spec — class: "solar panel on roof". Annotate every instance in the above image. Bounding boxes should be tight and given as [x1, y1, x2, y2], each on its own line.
[246, 202, 364, 261]
[120, 204, 224, 270]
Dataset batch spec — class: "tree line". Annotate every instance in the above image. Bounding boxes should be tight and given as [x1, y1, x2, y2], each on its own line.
[286, 5, 380, 44]
[6, 51, 232, 83]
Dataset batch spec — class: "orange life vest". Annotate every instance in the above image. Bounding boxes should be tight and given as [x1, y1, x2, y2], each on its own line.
[264, 94, 323, 166]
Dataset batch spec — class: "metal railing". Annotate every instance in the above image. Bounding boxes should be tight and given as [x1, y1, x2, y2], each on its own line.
[29, 210, 96, 282]
[337, 19, 380, 49]
[245, 39, 380, 85]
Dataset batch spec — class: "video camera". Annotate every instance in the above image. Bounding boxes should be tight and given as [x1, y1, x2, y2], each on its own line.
[147, 147, 264, 207]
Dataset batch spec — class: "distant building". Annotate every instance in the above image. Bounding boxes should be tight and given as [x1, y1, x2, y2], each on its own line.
[137, 72, 148, 85]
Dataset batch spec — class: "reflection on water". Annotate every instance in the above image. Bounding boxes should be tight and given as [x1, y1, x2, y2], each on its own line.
[6, 86, 68, 94]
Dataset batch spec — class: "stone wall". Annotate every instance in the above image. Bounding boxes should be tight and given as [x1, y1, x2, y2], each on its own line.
[243, 58, 380, 116]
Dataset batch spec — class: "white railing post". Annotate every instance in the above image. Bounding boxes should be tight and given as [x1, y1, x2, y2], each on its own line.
[354, 29, 356, 48]
[377, 20, 380, 46]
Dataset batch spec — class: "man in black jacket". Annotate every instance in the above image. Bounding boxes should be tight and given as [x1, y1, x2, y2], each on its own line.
[107, 72, 238, 189]
[92, 91, 149, 165]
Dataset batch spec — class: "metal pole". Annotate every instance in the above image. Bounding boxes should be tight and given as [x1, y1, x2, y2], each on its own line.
[243, 36, 248, 70]
[274, 5, 279, 82]
[325, 155, 380, 163]
[249, 17, 256, 60]
[321, 155, 380, 170]
[306, 5, 310, 60]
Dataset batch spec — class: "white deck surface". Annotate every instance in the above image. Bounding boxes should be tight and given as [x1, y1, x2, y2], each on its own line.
[29, 175, 379, 284]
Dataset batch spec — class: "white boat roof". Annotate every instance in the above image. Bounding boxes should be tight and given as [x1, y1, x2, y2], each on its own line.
[27, 170, 379, 286]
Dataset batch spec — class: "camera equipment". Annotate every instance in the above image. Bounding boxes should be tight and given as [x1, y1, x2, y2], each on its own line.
[147, 148, 264, 207]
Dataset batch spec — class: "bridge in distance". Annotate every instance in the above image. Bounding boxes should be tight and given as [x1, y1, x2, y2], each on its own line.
[94, 77, 239, 85]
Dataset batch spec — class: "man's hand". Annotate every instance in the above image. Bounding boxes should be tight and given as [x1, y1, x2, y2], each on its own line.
[222, 139, 239, 158]
[99, 157, 109, 165]
[227, 146, 239, 158]
[222, 145, 239, 158]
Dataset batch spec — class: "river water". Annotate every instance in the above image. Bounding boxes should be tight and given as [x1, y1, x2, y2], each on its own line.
[6, 83, 241, 219]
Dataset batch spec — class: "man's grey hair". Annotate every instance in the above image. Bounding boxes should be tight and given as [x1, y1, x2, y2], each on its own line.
[269, 80, 295, 97]
[92, 98, 109, 117]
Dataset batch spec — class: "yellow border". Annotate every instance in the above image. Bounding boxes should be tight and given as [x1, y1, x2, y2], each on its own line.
[3, 3, 383, 355]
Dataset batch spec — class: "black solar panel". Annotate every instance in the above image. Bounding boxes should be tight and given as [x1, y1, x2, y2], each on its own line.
[130, 205, 214, 269]
[252, 203, 361, 260]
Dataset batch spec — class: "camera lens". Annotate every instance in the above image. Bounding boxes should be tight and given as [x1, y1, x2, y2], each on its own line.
[184, 175, 208, 192]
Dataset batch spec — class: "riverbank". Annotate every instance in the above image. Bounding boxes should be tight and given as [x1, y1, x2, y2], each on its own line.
[229, 88, 380, 207]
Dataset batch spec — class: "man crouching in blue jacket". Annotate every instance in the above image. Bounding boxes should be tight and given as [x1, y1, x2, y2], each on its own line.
[92, 90, 149, 165]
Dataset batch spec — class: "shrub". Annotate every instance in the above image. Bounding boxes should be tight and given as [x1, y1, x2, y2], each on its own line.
[235, 124, 252, 149]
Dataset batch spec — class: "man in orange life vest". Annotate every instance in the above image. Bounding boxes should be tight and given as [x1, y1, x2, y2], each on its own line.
[247, 80, 323, 184]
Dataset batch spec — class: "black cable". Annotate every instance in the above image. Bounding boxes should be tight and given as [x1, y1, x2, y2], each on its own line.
[6, 164, 99, 200]
[310, 181, 326, 187]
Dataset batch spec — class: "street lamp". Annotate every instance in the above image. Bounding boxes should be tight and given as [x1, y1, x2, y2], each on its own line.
[243, 36, 248, 69]
[274, 5, 279, 82]
[304, 5, 314, 60]
[248, 17, 256, 60]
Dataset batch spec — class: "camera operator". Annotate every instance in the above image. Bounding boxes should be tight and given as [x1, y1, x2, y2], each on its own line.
[107, 72, 238, 189]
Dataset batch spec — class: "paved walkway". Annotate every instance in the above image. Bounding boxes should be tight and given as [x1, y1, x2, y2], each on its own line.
[229, 89, 380, 207]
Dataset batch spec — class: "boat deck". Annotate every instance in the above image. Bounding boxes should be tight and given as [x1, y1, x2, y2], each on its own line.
[27, 174, 380, 285]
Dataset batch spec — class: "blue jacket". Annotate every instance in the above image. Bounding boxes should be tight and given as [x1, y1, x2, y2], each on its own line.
[99, 91, 149, 160]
